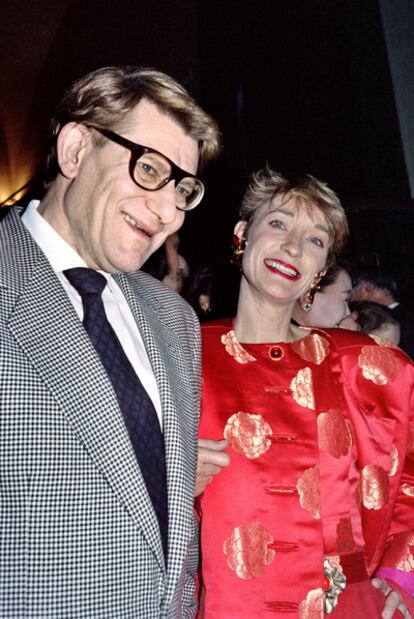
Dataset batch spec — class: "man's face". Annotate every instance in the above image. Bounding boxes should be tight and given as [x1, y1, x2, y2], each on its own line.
[45, 99, 199, 273]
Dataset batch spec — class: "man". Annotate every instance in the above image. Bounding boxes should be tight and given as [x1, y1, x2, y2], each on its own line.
[0, 65, 220, 618]
[351, 267, 414, 358]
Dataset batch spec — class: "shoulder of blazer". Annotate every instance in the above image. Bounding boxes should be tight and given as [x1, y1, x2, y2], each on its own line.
[118, 270, 199, 333]
[0, 206, 43, 292]
[114, 272, 201, 381]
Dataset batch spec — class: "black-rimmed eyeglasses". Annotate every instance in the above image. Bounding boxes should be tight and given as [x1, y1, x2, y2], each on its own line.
[87, 125, 204, 211]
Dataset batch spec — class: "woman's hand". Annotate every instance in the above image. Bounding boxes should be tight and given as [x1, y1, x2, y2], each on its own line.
[371, 577, 412, 618]
[195, 439, 230, 496]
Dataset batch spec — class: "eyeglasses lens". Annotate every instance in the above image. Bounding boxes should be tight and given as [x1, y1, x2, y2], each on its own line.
[133, 152, 204, 210]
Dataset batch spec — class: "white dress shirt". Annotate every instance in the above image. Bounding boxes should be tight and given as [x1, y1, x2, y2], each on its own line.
[22, 200, 163, 428]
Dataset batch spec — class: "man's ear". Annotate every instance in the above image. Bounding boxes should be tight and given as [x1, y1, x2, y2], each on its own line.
[56, 122, 91, 180]
[234, 220, 247, 240]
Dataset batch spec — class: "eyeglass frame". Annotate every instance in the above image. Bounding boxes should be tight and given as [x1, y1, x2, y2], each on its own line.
[85, 124, 205, 211]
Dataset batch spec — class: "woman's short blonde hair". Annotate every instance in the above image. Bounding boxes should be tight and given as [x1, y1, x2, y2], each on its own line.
[45, 65, 221, 185]
[239, 166, 349, 266]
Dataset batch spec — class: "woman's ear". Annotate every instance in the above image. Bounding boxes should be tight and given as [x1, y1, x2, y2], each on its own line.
[56, 122, 90, 180]
[234, 220, 247, 240]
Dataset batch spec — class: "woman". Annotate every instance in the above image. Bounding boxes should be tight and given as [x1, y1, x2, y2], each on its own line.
[292, 265, 358, 331]
[197, 168, 414, 618]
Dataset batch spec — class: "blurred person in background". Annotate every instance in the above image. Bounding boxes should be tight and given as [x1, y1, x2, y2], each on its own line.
[183, 265, 214, 321]
[292, 265, 358, 330]
[350, 300, 401, 346]
[351, 268, 414, 359]
[142, 232, 190, 293]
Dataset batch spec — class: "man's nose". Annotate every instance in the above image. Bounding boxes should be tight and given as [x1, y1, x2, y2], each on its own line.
[146, 181, 178, 224]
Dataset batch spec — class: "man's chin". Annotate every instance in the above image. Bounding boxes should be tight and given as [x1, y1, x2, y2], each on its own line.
[101, 252, 148, 274]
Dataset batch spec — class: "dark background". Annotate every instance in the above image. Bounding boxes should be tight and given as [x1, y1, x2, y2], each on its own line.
[1, 0, 413, 314]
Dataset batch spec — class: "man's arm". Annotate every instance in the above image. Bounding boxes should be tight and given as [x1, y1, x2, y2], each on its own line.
[181, 510, 199, 618]
[181, 308, 204, 616]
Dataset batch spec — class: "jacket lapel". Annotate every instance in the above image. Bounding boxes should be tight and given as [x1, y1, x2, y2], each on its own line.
[4, 212, 165, 573]
[116, 274, 196, 600]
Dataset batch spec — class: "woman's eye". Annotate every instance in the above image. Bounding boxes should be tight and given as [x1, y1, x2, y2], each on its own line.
[269, 219, 285, 229]
[310, 237, 324, 248]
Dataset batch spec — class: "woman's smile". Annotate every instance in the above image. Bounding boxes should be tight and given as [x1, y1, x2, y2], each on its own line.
[263, 258, 301, 280]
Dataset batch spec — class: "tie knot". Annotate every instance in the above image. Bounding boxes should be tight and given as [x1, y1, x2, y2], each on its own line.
[64, 268, 107, 297]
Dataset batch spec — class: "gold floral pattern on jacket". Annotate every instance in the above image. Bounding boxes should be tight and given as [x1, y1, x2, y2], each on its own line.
[223, 521, 275, 580]
[224, 412, 272, 459]
[382, 531, 414, 572]
[336, 517, 355, 552]
[389, 445, 399, 477]
[298, 588, 324, 619]
[291, 367, 315, 410]
[401, 483, 414, 497]
[221, 330, 256, 364]
[358, 345, 400, 386]
[361, 464, 390, 510]
[292, 333, 330, 365]
[297, 465, 321, 519]
[317, 409, 353, 458]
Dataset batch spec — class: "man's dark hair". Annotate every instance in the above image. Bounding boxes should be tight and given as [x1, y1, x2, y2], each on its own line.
[45, 65, 221, 186]
[351, 267, 399, 301]
[349, 300, 399, 333]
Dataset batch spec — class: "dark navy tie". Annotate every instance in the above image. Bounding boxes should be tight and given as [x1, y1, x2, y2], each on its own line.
[64, 267, 168, 560]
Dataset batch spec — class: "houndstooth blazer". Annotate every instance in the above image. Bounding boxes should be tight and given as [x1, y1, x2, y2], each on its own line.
[0, 207, 200, 618]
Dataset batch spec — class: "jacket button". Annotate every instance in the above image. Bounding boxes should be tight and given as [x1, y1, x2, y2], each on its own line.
[268, 345, 284, 360]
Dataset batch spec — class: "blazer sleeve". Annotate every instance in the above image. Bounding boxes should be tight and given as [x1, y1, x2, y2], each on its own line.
[181, 307, 201, 617]
[181, 511, 199, 618]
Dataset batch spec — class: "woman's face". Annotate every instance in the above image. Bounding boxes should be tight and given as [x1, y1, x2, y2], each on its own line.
[307, 269, 354, 328]
[237, 196, 330, 308]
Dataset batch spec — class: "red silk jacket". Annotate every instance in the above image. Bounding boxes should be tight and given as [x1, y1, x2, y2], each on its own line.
[198, 320, 414, 618]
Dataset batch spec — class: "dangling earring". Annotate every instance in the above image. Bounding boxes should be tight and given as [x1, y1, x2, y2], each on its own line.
[300, 272, 324, 312]
[230, 235, 247, 270]
[300, 296, 313, 313]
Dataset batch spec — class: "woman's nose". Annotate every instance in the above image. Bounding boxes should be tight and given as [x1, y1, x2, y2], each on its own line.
[280, 234, 302, 256]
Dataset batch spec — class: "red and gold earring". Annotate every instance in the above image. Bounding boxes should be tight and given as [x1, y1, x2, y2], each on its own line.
[230, 235, 247, 270]
[300, 272, 324, 312]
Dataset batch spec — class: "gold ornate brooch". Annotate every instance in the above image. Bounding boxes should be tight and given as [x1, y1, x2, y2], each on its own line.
[323, 557, 346, 614]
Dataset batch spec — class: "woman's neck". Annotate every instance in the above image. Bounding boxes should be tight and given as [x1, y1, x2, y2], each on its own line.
[234, 281, 301, 344]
